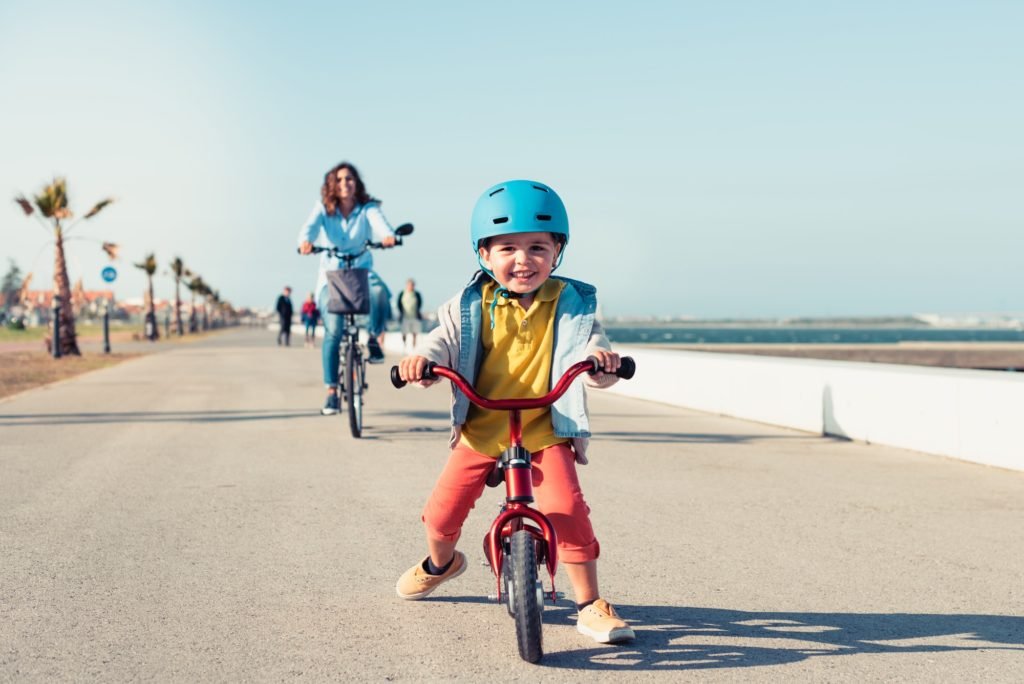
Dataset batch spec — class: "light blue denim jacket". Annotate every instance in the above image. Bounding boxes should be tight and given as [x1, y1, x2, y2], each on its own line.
[414, 271, 617, 464]
[297, 201, 396, 307]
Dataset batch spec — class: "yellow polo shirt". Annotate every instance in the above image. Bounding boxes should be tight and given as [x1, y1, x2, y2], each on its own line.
[459, 279, 568, 458]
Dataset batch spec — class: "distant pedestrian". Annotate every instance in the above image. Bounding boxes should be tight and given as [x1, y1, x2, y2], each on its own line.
[301, 292, 320, 347]
[396, 278, 423, 349]
[276, 286, 294, 346]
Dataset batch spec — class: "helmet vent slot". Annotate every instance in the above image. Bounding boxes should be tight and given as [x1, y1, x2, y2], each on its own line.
[536, 214, 552, 221]
[492, 217, 509, 224]
[532, 185, 548, 192]
[489, 188, 506, 197]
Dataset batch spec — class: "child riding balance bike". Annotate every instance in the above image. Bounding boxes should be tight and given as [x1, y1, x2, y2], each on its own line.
[393, 180, 636, 661]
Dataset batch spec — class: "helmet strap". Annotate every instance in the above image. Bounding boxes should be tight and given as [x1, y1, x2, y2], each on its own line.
[488, 284, 536, 329]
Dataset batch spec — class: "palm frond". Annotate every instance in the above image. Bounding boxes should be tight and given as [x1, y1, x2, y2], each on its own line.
[33, 177, 70, 219]
[84, 198, 115, 219]
[14, 196, 34, 216]
[170, 257, 186, 277]
[133, 253, 158, 275]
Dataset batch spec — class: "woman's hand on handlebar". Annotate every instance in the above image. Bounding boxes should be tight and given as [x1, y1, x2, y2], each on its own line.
[399, 354, 439, 387]
[380, 235, 397, 248]
[299, 240, 315, 255]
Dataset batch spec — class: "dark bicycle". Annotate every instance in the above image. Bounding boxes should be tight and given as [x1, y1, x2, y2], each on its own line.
[302, 223, 412, 437]
[392, 355, 636, 662]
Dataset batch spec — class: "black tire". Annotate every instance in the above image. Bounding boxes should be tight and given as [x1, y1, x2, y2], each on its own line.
[509, 530, 543, 663]
[344, 343, 363, 438]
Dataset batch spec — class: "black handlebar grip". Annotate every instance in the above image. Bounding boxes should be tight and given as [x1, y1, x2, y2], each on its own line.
[390, 362, 440, 389]
[588, 355, 636, 379]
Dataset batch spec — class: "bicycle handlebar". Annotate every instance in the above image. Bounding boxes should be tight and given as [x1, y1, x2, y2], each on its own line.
[390, 356, 635, 410]
[296, 222, 413, 258]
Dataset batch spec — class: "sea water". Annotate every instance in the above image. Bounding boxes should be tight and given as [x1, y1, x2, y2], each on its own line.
[603, 327, 1024, 345]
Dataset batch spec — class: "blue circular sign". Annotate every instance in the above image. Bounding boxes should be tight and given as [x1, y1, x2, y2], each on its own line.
[101, 266, 117, 283]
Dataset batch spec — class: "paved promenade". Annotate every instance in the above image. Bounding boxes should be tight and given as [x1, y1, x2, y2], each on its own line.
[1, 328, 1022, 682]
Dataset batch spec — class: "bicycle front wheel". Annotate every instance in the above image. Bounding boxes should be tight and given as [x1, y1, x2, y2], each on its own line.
[344, 343, 364, 438]
[509, 530, 543, 663]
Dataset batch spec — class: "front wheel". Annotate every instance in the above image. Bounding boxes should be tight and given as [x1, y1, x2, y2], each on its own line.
[344, 343, 364, 438]
[509, 530, 543, 663]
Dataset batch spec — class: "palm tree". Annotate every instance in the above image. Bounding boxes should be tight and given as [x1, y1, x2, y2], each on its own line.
[198, 281, 213, 331]
[187, 275, 205, 333]
[14, 178, 114, 356]
[169, 257, 187, 335]
[134, 253, 159, 341]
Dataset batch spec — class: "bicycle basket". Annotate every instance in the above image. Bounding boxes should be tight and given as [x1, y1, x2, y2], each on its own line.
[326, 268, 371, 314]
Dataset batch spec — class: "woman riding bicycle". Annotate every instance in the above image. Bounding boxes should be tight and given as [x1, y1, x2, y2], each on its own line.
[298, 161, 398, 416]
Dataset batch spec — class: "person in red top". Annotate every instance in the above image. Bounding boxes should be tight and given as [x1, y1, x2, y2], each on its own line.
[300, 292, 320, 347]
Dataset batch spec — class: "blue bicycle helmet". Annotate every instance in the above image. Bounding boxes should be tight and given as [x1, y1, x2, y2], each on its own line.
[470, 180, 569, 276]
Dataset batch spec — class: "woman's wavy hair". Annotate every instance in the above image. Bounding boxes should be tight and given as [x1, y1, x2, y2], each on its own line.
[321, 162, 378, 215]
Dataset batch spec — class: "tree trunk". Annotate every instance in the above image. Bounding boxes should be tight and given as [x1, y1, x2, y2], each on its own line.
[53, 225, 80, 356]
[175, 280, 183, 335]
[147, 275, 159, 340]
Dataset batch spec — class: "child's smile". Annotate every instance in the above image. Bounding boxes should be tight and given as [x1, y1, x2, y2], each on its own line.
[480, 232, 561, 299]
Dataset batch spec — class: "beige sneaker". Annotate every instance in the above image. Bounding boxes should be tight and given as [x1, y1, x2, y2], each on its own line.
[576, 599, 635, 643]
[395, 551, 467, 600]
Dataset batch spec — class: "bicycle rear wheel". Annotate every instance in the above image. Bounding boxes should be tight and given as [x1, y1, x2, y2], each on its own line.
[509, 530, 543, 663]
[344, 343, 364, 438]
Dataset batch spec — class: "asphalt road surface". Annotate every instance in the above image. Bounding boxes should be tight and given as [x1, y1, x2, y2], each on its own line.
[2, 328, 1022, 682]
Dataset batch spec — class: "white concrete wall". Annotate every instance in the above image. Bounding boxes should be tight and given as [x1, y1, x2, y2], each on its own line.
[606, 345, 1024, 472]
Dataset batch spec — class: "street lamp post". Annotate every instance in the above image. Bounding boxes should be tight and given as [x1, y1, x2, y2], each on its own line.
[102, 301, 111, 354]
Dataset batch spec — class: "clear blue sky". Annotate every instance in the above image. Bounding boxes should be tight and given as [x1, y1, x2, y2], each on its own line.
[2, 0, 1021, 318]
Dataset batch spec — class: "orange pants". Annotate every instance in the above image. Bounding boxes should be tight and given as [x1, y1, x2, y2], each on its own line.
[421, 442, 601, 563]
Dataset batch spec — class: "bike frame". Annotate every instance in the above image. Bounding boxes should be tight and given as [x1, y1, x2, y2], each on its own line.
[412, 359, 604, 604]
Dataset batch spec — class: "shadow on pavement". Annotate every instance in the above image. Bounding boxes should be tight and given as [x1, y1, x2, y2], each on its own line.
[597, 431, 823, 445]
[0, 409, 314, 426]
[375, 410, 450, 422]
[536, 605, 1024, 671]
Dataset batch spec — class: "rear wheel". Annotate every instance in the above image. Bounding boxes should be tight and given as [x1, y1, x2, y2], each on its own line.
[344, 342, 363, 438]
[509, 530, 543, 663]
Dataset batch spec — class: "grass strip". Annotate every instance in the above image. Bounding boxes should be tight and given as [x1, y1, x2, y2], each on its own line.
[0, 351, 139, 400]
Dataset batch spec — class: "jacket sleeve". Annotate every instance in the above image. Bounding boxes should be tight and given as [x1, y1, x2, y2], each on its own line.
[412, 296, 459, 366]
[364, 203, 396, 243]
[582, 319, 619, 389]
[298, 203, 324, 246]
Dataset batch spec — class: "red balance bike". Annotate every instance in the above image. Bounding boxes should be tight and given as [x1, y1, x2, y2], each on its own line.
[391, 356, 635, 663]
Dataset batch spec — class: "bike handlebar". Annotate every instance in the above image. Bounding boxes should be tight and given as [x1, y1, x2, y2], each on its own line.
[297, 223, 413, 258]
[390, 357, 635, 410]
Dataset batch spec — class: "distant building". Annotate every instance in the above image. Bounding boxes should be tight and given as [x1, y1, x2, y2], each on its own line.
[23, 289, 116, 320]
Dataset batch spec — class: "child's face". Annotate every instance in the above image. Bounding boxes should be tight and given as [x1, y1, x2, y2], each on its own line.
[479, 232, 561, 295]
